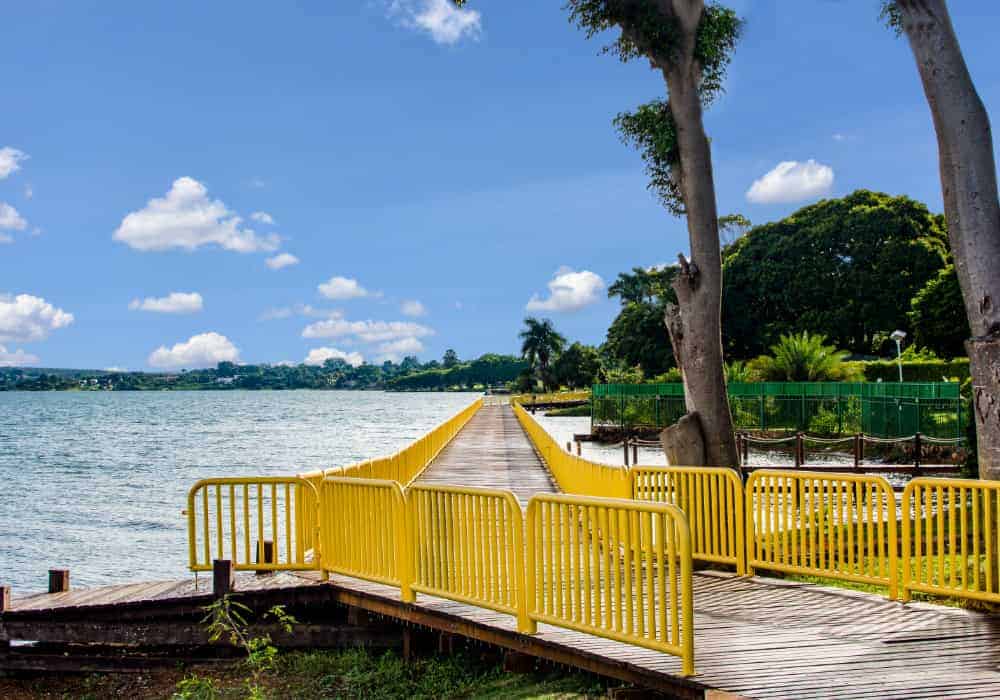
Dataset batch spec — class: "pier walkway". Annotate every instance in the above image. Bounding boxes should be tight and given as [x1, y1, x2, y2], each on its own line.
[4, 398, 1000, 698]
[414, 403, 555, 505]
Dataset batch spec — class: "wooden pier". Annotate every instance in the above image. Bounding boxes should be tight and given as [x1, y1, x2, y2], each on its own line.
[4, 403, 1000, 698]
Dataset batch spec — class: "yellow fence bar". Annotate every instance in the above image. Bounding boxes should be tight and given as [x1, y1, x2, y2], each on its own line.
[514, 402, 630, 499]
[526, 493, 694, 676]
[187, 477, 319, 572]
[901, 477, 1000, 604]
[333, 398, 482, 485]
[510, 390, 590, 406]
[746, 470, 898, 597]
[320, 477, 412, 597]
[407, 484, 529, 631]
[632, 467, 746, 575]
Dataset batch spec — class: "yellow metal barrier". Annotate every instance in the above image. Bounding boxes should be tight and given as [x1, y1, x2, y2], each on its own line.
[320, 476, 412, 598]
[901, 477, 1000, 604]
[746, 470, 898, 597]
[514, 402, 630, 499]
[510, 390, 590, 406]
[407, 484, 529, 631]
[632, 467, 746, 575]
[526, 493, 694, 676]
[332, 398, 482, 485]
[187, 477, 319, 572]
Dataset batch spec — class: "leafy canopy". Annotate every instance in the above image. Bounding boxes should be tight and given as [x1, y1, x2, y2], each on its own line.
[589, 2, 742, 213]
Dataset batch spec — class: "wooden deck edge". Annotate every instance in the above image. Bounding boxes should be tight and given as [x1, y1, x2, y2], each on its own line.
[322, 582, 708, 699]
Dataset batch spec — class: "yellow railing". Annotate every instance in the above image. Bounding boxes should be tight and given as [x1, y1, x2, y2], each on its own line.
[320, 477, 412, 597]
[510, 390, 590, 406]
[526, 493, 694, 676]
[302, 397, 482, 487]
[901, 477, 1000, 604]
[632, 467, 746, 575]
[514, 402, 630, 498]
[407, 484, 529, 631]
[187, 477, 319, 572]
[746, 470, 898, 597]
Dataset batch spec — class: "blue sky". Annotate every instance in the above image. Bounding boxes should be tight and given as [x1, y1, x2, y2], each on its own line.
[2, 1, 998, 371]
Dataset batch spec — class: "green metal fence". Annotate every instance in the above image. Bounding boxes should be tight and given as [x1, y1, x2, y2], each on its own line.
[591, 382, 965, 440]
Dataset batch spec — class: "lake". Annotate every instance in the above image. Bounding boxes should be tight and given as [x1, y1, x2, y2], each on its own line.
[0, 390, 479, 592]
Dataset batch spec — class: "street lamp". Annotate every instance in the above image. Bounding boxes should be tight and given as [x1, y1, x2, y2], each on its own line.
[890, 330, 907, 382]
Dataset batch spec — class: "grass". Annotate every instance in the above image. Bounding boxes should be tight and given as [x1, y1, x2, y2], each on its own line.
[0, 647, 615, 700]
[545, 404, 591, 417]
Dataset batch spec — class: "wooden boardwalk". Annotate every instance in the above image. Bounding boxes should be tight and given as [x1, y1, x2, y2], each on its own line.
[416, 404, 556, 505]
[5, 402, 1000, 698]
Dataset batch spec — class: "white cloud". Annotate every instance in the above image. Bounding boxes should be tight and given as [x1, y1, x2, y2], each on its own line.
[526, 268, 605, 313]
[24, 184, 33, 199]
[148, 332, 240, 369]
[400, 299, 427, 317]
[746, 160, 834, 204]
[0, 147, 28, 180]
[259, 304, 342, 321]
[302, 318, 434, 343]
[113, 177, 280, 253]
[0, 203, 27, 231]
[318, 276, 370, 300]
[376, 336, 425, 362]
[250, 211, 274, 224]
[0, 344, 40, 367]
[265, 252, 300, 270]
[304, 346, 364, 367]
[0, 294, 74, 343]
[128, 291, 204, 314]
[832, 133, 846, 142]
[104, 366, 128, 372]
[0, 233, 11, 245]
[388, 0, 481, 45]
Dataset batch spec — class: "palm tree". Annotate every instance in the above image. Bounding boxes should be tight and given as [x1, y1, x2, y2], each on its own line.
[518, 317, 565, 391]
[753, 332, 849, 382]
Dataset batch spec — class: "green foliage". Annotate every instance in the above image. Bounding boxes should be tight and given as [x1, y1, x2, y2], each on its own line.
[567, 2, 741, 103]
[722, 190, 950, 357]
[856, 357, 971, 383]
[553, 342, 602, 388]
[172, 675, 219, 700]
[441, 348, 459, 368]
[614, 101, 684, 214]
[604, 266, 676, 376]
[909, 264, 969, 357]
[879, 1, 902, 34]
[749, 332, 851, 382]
[600, 363, 645, 384]
[725, 359, 755, 383]
[197, 596, 297, 700]
[519, 317, 566, 390]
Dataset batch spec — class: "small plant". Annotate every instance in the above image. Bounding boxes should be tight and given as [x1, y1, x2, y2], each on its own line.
[751, 332, 851, 382]
[180, 595, 297, 700]
[172, 674, 219, 700]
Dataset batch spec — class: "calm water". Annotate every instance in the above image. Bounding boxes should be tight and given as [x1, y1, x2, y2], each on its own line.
[0, 390, 478, 593]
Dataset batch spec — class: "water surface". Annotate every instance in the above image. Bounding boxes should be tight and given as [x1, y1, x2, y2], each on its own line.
[0, 390, 477, 592]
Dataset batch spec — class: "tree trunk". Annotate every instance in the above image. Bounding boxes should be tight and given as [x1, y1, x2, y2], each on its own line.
[659, 412, 706, 466]
[654, 0, 740, 469]
[897, 0, 1000, 479]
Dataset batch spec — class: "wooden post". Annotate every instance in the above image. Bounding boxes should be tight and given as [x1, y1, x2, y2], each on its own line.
[854, 434, 862, 472]
[256, 540, 274, 575]
[575, 440, 581, 456]
[632, 442, 638, 466]
[1, 586, 9, 651]
[913, 432, 922, 477]
[48, 569, 70, 594]
[623, 438, 630, 467]
[794, 433, 803, 469]
[566, 441, 572, 453]
[742, 432, 749, 463]
[213, 559, 234, 598]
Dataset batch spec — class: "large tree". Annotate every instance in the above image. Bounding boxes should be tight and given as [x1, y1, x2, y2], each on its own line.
[571, 1, 743, 467]
[722, 190, 949, 358]
[605, 266, 677, 375]
[519, 317, 566, 391]
[884, 1, 1000, 479]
